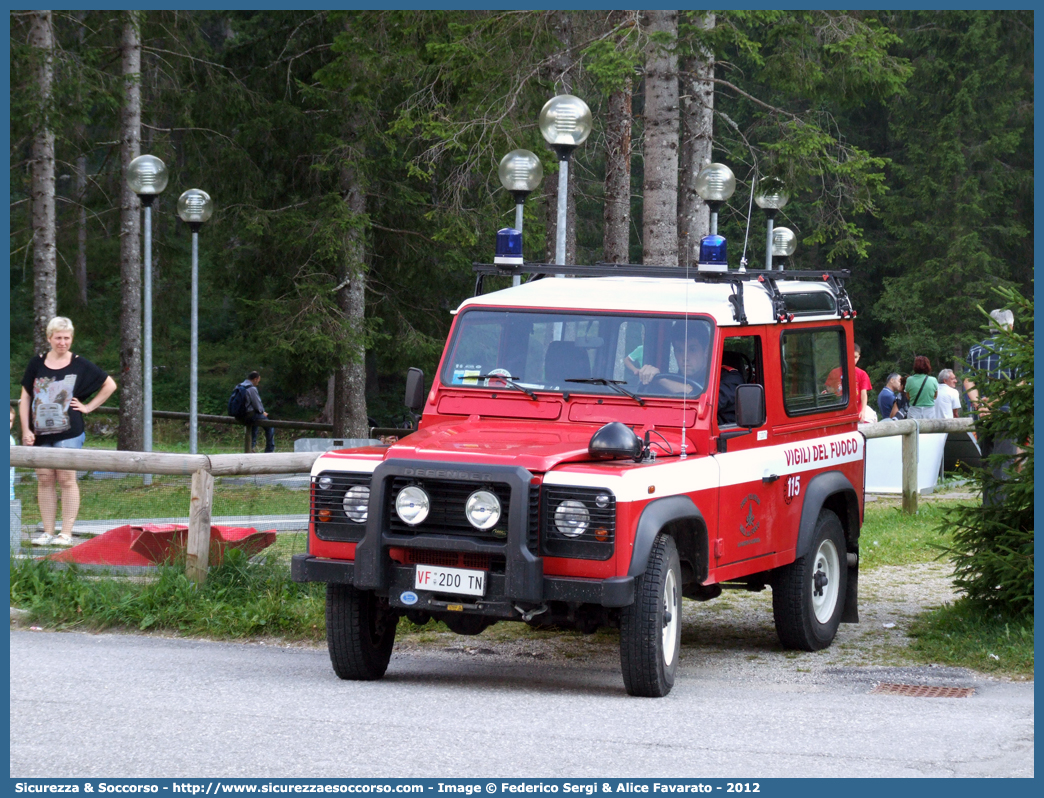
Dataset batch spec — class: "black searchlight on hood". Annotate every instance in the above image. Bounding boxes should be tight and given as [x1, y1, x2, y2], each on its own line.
[588, 422, 643, 462]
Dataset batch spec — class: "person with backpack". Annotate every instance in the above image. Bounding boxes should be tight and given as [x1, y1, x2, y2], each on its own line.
[230, 371, 275, 452]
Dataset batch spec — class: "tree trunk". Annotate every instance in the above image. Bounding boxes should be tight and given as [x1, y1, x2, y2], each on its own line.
[603, 83, 633, 264]
[544, 11, 578, 266]
[74, 13, 88, 306]
[641, 9, 679, 266]
[75, 153, 88, 305]
[29, 10, 56, 355]
[333, 164, 369, 440]
[118, 12, 143, 451]
[678, 13, 715, 264]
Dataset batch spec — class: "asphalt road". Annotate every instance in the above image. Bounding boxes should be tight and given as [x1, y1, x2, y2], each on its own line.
[9, 630, 1033, 778]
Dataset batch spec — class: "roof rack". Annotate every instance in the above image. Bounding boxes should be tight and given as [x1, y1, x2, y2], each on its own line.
[472, 262, 854, 325]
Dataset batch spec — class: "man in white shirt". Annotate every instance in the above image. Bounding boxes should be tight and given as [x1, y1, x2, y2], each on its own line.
[935, 368, 962, 419]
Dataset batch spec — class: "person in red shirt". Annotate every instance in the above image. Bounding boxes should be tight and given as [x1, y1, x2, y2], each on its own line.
[853, 344, 873, 420]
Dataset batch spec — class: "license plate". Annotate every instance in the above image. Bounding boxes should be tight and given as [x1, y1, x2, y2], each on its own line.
[414, 564, 486, 597]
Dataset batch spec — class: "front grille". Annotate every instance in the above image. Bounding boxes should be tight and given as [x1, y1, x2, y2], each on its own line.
[312, 472, 371, 542]
[403, 549, 504, 573]
[542, 486, 615, 561]
[385, 477, 511, 543]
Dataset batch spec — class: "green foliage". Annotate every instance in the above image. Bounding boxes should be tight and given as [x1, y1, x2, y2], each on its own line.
[708, 11, 908, 263]
[941, 287, 1033, 616]
[869, 12, 1032, 369]
[9, 548, 326, 639]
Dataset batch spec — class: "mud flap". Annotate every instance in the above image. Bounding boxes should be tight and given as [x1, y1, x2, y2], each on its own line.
[842, 551, 859, 623]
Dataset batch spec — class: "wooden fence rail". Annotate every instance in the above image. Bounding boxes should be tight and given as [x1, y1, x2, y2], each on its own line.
[10, 447, 323, 583]
[861, 417, 975, 514]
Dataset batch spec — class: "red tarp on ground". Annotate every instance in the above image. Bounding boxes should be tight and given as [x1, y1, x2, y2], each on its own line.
[44, 524, 276, 567]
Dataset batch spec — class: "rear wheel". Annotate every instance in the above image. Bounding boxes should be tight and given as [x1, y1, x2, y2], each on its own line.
[620, 534, 682, 697]
[773, 509, 847, 651]
[326, 584, 397, 680]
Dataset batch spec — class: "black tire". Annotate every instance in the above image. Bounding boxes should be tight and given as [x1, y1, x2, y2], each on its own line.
[326, 583, 397, 680]
[620, 534, 682, 697]
[773, 509, 847, 651]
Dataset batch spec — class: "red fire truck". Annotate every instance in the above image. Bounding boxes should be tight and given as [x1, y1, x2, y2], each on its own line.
[293, 262, 865, 696]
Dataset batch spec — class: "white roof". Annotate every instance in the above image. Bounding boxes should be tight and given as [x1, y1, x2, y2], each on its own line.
[456, 275, 841, 326]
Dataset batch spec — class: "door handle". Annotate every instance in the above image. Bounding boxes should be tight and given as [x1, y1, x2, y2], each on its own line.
[762, 473, 779, 484]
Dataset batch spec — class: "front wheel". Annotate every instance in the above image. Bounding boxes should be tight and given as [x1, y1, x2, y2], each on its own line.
[773, 509, 847, 651]
[326, 584, 397, 680]
[620, 534, 682, 697]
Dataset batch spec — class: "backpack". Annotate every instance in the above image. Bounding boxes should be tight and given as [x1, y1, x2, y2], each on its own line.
[227, 384, 249, 420]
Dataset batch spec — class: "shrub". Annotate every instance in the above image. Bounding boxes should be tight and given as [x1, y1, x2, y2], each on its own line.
[942, 286, 1033, 616]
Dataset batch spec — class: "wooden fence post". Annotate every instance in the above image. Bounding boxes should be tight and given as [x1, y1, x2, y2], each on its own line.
[901, 423, 919, 515]
[186, 467, 214, 582]
[244, 424, 252, 453]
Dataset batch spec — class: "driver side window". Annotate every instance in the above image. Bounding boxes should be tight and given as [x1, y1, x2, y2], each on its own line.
[719, 335, 763, 427]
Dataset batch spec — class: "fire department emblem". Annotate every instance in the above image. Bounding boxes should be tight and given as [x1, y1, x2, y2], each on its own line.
[740, 493, 761, 537]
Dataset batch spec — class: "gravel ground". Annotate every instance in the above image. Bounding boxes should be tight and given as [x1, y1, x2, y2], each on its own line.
[383, 560, 965, 681]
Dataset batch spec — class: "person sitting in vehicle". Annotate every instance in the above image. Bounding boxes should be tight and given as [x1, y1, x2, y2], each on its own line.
[632, 323, 743, 424]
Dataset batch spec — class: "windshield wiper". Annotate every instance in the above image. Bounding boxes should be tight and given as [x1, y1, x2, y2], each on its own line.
[565, 377, 645, 406]
[476, 374, 538, 400]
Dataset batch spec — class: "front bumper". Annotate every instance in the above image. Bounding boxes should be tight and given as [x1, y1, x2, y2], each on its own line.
[292, 554, 635, 616]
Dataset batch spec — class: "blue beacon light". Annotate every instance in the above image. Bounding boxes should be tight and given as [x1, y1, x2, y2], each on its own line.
[697, 234, 728, 272]
[494, 227, 524, 268]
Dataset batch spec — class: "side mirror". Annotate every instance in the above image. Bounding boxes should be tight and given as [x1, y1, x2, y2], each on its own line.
[734, 383, 766, 429]
[404, 368, 426, 414]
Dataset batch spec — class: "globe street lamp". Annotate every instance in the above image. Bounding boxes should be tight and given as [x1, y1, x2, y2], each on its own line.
[127, 154, 168, 474]
[771, 226, 797, 269]
[693, 163, 736, 237]
[754, 179, 789, 271]
[177, 189, 213, 455]
[539, 95, 592, 271]
[498, 149, 543, 286]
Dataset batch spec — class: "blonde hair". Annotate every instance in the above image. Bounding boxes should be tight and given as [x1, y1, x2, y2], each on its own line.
[45, 316, 75, 338]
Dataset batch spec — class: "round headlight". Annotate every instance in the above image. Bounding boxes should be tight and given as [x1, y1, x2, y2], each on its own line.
[595, 493, 611, 509]
[396, 485, 430, 526]
[554, 500, 590, 538]
[343, 486, 370, 523]
[317, 476, 333, 490]
[465, 490, 501, 530]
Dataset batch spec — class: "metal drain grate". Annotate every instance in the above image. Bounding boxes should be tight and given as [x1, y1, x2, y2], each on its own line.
[871, 683, 975, 698]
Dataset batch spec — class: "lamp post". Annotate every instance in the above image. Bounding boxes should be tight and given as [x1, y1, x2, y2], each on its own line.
[538, 95, 592, 272]
[176, 189, 213, 455]
[497, 149, 543, 286]
[754, 179, 789, 271]
[693, 163, 736, 237]
[126, 155, 168, 477]
[771, 226, 797, 270]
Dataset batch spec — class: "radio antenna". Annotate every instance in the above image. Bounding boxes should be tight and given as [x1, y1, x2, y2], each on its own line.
[681, 245, 691, 460]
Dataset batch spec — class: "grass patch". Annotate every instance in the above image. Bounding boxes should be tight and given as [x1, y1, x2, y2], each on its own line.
[9, 549, 327, 641]
[907, 599, 1034, 677]
[859, 500, 957, 569]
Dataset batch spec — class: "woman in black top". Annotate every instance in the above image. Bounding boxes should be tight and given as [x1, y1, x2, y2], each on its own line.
[18, 317, 117, 546]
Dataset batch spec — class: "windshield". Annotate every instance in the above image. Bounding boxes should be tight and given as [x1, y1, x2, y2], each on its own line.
[441, 309, 714, 399]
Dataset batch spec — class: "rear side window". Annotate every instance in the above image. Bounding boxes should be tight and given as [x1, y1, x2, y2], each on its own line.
[784, 291, 837, 316]
[780, 327, 847, 415]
